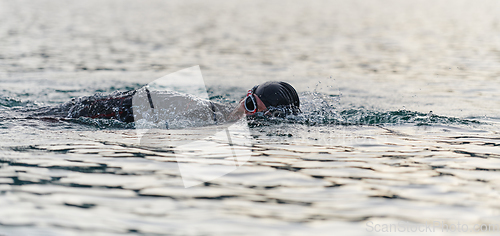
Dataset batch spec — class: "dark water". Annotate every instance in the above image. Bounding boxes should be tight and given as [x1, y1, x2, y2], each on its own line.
[1, 0, 500, 235]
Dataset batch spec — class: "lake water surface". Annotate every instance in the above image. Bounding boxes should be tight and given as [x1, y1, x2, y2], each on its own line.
[1, 0, 500, 235]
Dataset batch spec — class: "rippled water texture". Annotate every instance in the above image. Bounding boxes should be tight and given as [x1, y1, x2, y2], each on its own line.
[1, 0, 500, 235]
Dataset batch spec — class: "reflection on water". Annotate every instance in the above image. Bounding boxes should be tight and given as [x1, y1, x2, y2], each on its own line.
[1, 119, 499, 235]
[1, 0, 500, 235]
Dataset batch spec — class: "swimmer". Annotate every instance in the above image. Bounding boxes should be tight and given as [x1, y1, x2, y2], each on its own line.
[229, 81, 300, 119]
[36, 81, 300, 128]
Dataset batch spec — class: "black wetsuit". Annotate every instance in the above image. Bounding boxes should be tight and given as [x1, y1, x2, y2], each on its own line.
[65, 90, 136, 123]
[59, 88, 221, 124]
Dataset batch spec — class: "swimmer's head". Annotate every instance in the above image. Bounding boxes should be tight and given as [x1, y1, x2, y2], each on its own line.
[245, 81, 300, 117]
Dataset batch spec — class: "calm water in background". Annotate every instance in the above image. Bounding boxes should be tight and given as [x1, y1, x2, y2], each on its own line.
[1, 0, 500, 235]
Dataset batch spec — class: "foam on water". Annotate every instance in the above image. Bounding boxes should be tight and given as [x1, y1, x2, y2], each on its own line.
[2, 87, 482, 131]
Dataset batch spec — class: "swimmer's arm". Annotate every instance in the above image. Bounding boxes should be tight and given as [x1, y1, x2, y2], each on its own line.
[212, 99, 245, 122]
[227, 99, 245, 122]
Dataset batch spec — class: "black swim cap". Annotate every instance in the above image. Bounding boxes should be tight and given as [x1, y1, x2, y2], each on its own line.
[251, 81, 300, 115]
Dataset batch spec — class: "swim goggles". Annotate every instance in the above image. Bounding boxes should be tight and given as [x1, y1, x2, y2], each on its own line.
[244, 89, 258, 114]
